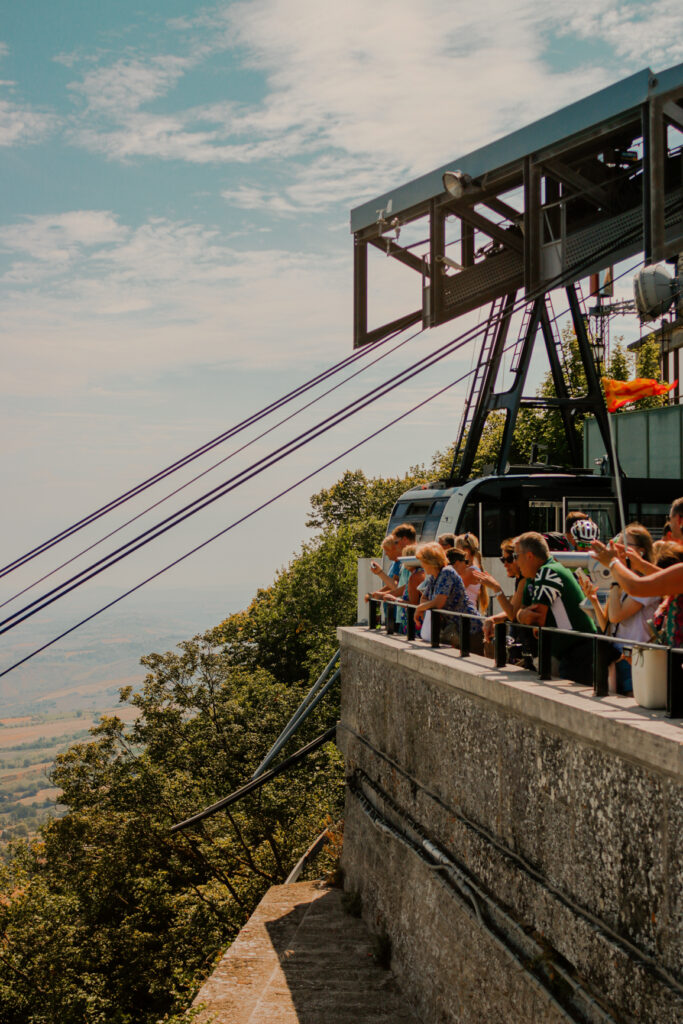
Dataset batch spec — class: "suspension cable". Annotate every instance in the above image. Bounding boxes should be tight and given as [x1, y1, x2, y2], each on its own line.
[0, 247, 645, 680]
[0, 322, 413, 580]
[0, 241, 649, 638]
[0, 362, 503, 678]
[0, 323, 427, 611]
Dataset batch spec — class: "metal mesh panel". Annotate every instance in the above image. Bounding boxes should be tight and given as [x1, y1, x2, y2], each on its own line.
[438, 189, 683, 322]
[442, 250, 522, 309]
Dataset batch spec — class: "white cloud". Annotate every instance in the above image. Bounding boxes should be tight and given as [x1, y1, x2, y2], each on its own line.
[0, 98, 55, 146]
[0, 42, 56, 146]
[0, 211, 353, 397]
[196, 0, 610, 173]
[69, 55, 191, 114]
[220, 185, 298, 213]
[559, 0, 683, 67]
[0, 211, 128, 263]
[62, 0, 613, 188]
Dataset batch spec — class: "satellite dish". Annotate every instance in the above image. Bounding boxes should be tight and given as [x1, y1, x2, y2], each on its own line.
[633, 263, 678, 322]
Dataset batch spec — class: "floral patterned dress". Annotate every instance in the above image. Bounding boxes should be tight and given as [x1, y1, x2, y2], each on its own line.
[652, 595, 683, 647]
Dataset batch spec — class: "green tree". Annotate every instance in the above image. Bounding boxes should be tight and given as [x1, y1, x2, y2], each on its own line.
[634, 333, 669, 410]
[0, 651, 343, 1024]
[606, 340, 631, 383]
[220, 516, 387, 684]
[0, 467, 402, 1023]
[306, 467, 426, 531]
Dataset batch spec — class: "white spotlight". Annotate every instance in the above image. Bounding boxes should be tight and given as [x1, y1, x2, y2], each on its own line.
[442, 170, 473, 199]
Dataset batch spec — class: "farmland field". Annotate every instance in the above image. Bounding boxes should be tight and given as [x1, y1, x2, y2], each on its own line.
[0, 585, 249, 848]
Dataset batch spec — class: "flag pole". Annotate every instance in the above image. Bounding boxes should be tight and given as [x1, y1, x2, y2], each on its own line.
[605, 410, 627, 544]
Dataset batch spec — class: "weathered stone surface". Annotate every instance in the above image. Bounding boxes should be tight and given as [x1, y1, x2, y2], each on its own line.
[192, 881, 421, 1023]
[339, 626, 683, 1024]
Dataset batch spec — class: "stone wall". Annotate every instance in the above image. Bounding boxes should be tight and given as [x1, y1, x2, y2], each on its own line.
[337, 627, 683, 1024]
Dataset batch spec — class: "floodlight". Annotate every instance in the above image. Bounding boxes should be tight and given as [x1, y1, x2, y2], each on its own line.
[442, 170, 472, 199]
[633, 263, 678, 322]
[436, 254, 464, 272]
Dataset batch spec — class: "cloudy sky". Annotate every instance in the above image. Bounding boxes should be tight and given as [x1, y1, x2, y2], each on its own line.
[1, 0, 682, 662]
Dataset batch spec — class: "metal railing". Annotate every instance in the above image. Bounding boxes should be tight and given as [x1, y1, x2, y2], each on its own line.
[367, 598, 683, 718]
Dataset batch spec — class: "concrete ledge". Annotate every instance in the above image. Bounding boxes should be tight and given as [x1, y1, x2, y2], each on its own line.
[338, 627, 683, 779]
[192, 882, 420, 1023]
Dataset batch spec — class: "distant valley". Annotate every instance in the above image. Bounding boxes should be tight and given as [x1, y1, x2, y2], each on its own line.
[0, 585, 251, 846]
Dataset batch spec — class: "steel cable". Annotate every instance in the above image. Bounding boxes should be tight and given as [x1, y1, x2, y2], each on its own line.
[0, 322, 412, 580]
[0, 245, 645, 680]
[0, 363, 498, 677]
[0, 242, 647, 638]
[0, 323, 427, 611]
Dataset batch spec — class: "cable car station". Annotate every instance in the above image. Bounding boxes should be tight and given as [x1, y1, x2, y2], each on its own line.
[352, 63, 683, 482]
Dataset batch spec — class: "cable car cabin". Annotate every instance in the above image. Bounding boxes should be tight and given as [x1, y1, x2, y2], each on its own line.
[386, 472, 679, 581]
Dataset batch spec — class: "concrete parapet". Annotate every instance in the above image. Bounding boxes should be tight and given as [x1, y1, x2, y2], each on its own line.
[338, 626, 683, 1024]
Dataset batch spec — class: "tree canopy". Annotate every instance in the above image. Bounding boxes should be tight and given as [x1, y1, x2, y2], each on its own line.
[0, 322, 669, 1021]
[0, 466, 415, 1024]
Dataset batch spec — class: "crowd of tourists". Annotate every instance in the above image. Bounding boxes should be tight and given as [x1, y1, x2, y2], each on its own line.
[366, 496, 683, 692]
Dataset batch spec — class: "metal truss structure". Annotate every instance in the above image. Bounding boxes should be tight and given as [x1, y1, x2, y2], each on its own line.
[350, 63, 683, 482]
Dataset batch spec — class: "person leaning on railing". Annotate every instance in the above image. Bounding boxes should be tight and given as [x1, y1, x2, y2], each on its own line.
[365, 524, 417, 604]
[473, 538, 529, 644]
[591, 537, 683, 648]
[369, 543, 425, 634]
[471, 540, 532, 667]
[367, 534, 402, 594]
[414, 542, 484, 653]
[454, 531, 489, 613]
[606, 524, 660, 695]
[514, 531, 601, 684]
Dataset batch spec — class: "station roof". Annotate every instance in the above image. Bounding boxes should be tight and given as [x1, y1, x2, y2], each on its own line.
[350, 61, 683, 234]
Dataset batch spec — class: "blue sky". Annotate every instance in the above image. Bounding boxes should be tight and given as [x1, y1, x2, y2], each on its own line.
[1, 0, 683, 656]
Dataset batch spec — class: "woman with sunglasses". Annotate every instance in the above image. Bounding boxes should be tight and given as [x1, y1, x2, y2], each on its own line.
[472, 539, 528, 642]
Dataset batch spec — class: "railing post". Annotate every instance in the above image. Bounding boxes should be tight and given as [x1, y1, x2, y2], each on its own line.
[407, 606, 416, 641]
[667, 647, 683, 718]
[431, 610, 441, 648]
[593, 636, 609, 697]
[369, 599, 378, 631]
[494, 622, 507, 668]
[460, 615, 470, 657]
[538, 627, 552, 680]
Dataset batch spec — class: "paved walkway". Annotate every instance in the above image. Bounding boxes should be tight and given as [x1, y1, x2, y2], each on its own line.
[192, 881, 421, 1023]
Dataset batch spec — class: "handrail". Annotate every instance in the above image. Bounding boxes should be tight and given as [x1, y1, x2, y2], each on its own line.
[171, 725, 337, 833]
[366, 598, 683, 718]
[251, 649, 340, 779]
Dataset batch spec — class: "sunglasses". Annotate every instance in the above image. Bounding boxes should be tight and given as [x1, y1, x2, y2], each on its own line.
[500, 554, 516, 564]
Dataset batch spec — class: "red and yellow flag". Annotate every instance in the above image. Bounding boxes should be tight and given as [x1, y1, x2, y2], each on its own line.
[602, 376, 676, 413]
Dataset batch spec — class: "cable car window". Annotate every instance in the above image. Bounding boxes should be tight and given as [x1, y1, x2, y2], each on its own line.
[430, 498, 448, 516]
[406, 501, 432, 516]
[391, 502, 410, 518]
[457, 501, 479, 538]
[628, 502, 670, 538]
[527, 500, 562, 535]
[480, 503, 522, 555]
[420, 517, 441, 542]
